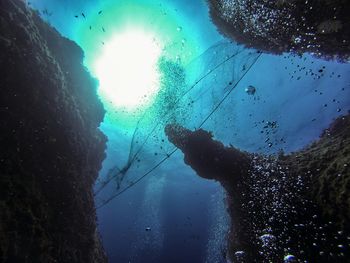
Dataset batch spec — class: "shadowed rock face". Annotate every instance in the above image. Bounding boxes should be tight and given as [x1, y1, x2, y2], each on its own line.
[207, 0, 350, 62]
[165, 124, 251, 181]
[0, 1, 107, 262]
[165, 115, 350, 262]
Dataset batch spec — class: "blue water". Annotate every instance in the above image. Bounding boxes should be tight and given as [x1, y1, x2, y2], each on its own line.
[209, 53, 350, 153]
[96, 123, 228, 262]
[28, 0, 350, 262]
[97, 159, 226, 263]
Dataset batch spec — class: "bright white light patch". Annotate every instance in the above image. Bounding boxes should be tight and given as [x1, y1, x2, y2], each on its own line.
[95, 30, 162, 109]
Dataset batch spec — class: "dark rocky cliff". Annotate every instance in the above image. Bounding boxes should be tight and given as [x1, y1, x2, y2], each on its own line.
[207, 0, 350, 62]
[0, 0, 107, 262]
[166, 115, 350, 262]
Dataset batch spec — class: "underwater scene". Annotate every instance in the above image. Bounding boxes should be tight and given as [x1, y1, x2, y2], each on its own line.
[1, 0, 349, 262]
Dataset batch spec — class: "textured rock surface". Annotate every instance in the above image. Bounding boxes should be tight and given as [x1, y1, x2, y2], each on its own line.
[207, 0, 350, 62]
[282, 115, 350, 233]
[0, 1, 107, 262]
[166, 115, 350, 262]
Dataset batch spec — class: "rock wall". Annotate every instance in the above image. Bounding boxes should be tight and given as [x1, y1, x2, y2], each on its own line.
[0, 1, 107, 262]
[166, 115, 350, 262]
[207, 0, 350, 62]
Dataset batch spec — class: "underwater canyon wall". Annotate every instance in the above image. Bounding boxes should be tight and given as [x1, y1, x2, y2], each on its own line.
[0, 0, 107, 262]
[166, 115, 350, 262]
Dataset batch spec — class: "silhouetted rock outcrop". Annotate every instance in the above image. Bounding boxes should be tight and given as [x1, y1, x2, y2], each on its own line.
[0, 1, 107, 262]
[165, 115, 350, 262]
[207, 0, 350, 62]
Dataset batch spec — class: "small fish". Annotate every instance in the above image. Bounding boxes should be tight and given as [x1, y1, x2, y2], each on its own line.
[98, 10, 102, 15]
[145, 227, 151, 231]
[81, 12, 86, 18]
[74, 15, 78, 18]
[42, 8, 53, 17]
[102, 41, 105, 45]
[89, 26, 92, 30]
[102, 27, 105, 32]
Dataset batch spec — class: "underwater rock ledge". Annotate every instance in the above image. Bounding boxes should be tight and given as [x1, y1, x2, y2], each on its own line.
[207, 0, 350, 62]
[0, 1, 107, 262]
[165, 115, 350, 262]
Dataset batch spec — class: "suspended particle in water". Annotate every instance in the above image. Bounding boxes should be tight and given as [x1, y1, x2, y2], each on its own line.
[234, 251, 246, 260]
[245, 85, 256, 95]
[259, 234, 276, 247]
[284, 254, 297, 262]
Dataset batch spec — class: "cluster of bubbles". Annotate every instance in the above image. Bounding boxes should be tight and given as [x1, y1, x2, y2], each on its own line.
[205, 188, 230, 263]
[249, 156, 301, 261]
[232, 155, 349, 262]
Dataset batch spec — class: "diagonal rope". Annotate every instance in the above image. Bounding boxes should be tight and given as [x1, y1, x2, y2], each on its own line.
[95, 51, 262, 209]
[94, 43, 243, 195]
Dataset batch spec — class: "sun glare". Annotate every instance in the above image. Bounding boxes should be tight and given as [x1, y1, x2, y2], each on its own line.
[94, 29, 162, 110]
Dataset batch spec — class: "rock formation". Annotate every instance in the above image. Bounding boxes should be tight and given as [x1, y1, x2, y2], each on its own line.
[165, 115, 350, 262]
[207, 0, 350, 62]
[0, 1, 107, 262]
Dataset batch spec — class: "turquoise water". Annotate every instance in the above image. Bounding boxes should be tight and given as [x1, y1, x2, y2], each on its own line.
[29, 0, 350, 262]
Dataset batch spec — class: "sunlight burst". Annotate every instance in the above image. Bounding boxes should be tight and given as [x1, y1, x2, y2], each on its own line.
[94, 29, 162, 109]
